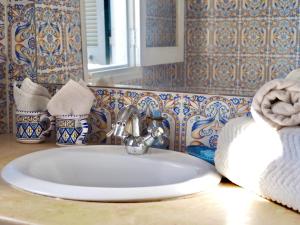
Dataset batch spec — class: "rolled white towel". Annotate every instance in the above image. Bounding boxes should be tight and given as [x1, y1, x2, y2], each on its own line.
[215, 116, 300, 212]
[47, 79, 95, 116]
[251, 79, 300, 129]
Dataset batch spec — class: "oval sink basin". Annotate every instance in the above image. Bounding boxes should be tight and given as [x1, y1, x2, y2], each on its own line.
[1, 145, 221, 202]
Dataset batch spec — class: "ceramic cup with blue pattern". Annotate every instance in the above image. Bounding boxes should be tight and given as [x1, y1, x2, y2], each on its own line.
[56, 115, 89, 146]
[16, 110, 55, 144]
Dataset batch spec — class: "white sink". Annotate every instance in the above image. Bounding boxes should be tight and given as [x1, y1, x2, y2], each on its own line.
[1, 145, 221, 202]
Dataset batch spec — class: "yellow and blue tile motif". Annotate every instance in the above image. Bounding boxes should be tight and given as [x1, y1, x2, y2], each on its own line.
[185, 0, 300, 96]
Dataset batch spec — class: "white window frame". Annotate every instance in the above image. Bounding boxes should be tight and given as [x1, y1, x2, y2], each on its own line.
[80, 0, 184, 84]
[138, 0, 184, 66]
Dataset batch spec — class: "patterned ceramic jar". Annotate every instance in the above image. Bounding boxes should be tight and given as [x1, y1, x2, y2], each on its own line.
[56, 115, 89, 146]
[16, 110, 55, 144]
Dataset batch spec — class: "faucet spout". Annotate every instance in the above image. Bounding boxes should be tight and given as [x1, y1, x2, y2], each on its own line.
[106, 105, 166, 155]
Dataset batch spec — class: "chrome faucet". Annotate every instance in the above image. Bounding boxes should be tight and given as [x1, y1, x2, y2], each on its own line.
[106, 105, 165, 155]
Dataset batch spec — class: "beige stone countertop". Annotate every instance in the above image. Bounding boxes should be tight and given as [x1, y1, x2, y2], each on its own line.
[0, 134, 300, 225]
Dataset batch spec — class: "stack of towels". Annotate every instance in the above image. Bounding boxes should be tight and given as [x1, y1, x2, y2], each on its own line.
[215, 68, 300, 212]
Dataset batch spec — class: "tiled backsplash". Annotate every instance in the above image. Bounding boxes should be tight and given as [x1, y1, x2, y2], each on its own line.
[89, 87, 252, 151]
[0, 0, 299, 146]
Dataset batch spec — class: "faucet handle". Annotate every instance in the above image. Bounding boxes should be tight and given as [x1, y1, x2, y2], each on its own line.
[151, 126, 164, 138]
[106, 123, 116, 137]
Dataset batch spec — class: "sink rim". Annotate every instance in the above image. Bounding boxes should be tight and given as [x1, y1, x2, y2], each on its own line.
[1, 145, 221, 202]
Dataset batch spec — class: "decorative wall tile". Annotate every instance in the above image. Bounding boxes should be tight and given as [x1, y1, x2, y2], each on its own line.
[35, 6, 66, 76]
[239, 56, 267, 91]
[241, 0, 268, 17]
[211, 55, 238, 90]
[146, 0, 176, 47]
[269, 57, 297, 79]
[214, 0, 239, 18]
[240, 20, 268, 54]
[271, 0, 299, 17]
[186, 20, 209, 54]
[185, 0, 300, 96]
[182, 94, 252, 150]
[269, 19, 298, 55]
[213, 20, 238, 54]
[186, 0, 210, 18]
[35, 0, 83, 84]
[186, 55, 210, 93]
[7, 1, 37, 82]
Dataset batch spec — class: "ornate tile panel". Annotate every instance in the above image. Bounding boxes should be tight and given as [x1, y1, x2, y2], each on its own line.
[185, 0, 300, 96]
[211, 55, 238, 90]
[241, 0, 269, 17]
[269, 57, 297, 80]
[186, 20, 209, 54]
[186, 54, 211, 91]
[269, 19, 299, 55]
[239, 56, 267, 91]
[186, 0, 210, 18]
[182, 94, 252, 150]
[35, 0, 83, 84]
[270, 0, 299, 17]
[146, 0, 176, 47]
[213, 20, 239, 54]
[35, 6, 66, 77]
[240, 20, 268, 54]
[7, 1, 36, 82]
[214, 0, 239, 18]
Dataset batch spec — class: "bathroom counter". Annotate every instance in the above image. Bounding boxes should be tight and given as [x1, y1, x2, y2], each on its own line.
[0, 134, 300, 225]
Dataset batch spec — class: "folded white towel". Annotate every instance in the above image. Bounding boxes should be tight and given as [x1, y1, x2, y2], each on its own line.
[215, 116, 300, 212]
[20, 78, 51, 98]
[14, 83, 50, 111]
[47, 79, 95, 116]
[251, 79, 300, 129]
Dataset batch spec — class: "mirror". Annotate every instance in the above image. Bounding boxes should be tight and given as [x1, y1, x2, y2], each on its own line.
[81, 0, 185, 92]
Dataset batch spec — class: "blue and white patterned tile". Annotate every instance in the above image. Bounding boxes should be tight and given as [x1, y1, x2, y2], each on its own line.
[269, 19, 299, 55]
[240, 20, 268, 54]
[7, 1, 36, 82]
[146, 17, 176, 47]
[146, 0, 176, 47]
[212, 20, 239, 54]
[269, 57, 297, 79]
[213, 0, 239, 18]
[241, 0, 269, 17]
[65, 4, 83, 75]
[211, 55, 239, 90]
[186, 54, 211, 92]
[186, 0, 210, 18]
[270, 0, 299, 17]
[181, 94, 252, 151]
[239, 56, 267, 91]
[186, 20, 209, 54]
